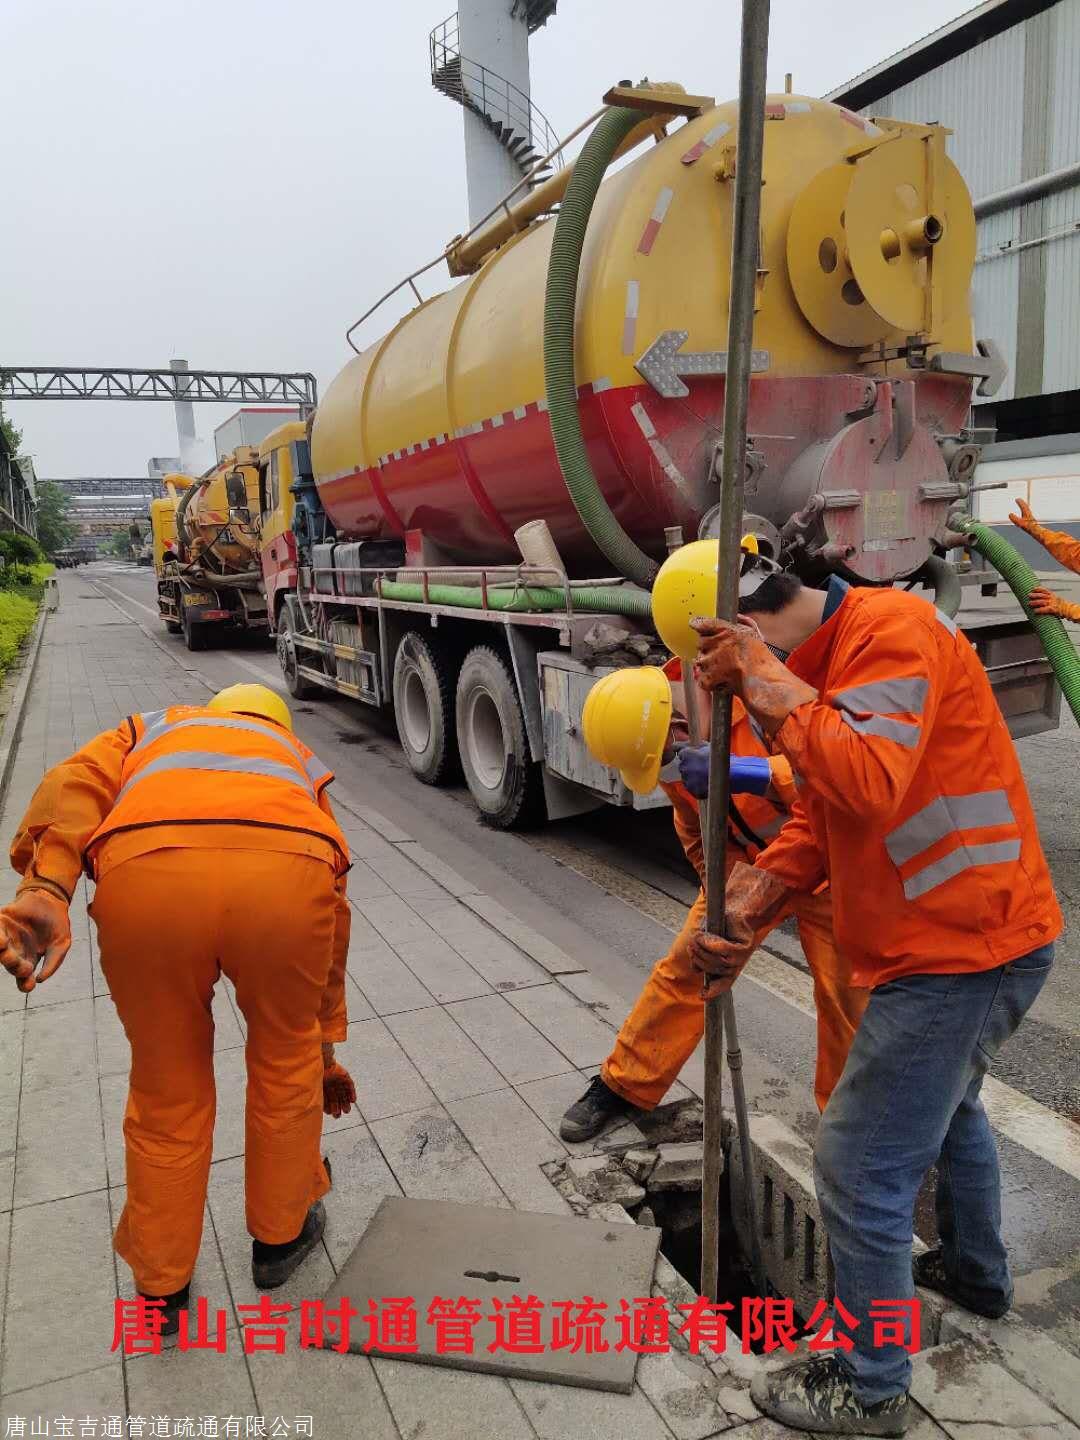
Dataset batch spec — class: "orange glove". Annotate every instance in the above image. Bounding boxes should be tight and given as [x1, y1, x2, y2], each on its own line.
[1028, 587, 1080, 623]
[690, 862, 791, 999]
[323, 1060, 357, 1119]
[691, 617, 816, 734]
[1010, 498, 1038, 534]
[0, 889, 72, 993]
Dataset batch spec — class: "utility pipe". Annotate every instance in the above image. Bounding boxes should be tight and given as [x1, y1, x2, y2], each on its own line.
[974, 161, 1080, 220]
[701, 0, 770, 1306]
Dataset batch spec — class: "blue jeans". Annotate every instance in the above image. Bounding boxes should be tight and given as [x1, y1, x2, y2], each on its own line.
[814, 944, 1054, 1404]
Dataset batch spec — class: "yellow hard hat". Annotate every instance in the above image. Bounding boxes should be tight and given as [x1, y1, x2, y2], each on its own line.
[651, 534, 773, 660]
[207, 683, 293, 732]
[582, 667, 672, 795]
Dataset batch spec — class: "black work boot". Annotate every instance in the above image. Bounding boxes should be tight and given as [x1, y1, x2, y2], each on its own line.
[252, 1202, 326, 1291]
[138, 1283, 190, 1338]
[750, 1355, 911, 1436]
[913, 1245, 1011, 1319]
[559, 1075, 638, 1142]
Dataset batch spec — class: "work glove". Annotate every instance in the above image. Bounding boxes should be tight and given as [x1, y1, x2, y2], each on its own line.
[690, 862, 791, 999]
[691, 617, 817, 735]
[1028, 586, 1080, 623]
[677, 745, 773, 800]
[1009, 498, 1038, 535]
[0, 889, 72, 993]
[323, 1061, 357, 1119]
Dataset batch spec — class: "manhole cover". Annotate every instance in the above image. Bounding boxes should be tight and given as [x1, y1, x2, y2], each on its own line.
[323, 1196, 660, 1392]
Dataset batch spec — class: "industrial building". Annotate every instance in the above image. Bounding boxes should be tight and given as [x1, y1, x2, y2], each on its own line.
[829, 0, 1080, 563]
[0, 426, 38, 540]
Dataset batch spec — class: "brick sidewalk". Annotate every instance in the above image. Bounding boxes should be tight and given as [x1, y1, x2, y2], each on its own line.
[1, 573, 1077, 1440]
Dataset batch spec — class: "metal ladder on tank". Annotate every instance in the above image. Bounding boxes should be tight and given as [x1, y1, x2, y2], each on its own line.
[430, 4, 561, 187]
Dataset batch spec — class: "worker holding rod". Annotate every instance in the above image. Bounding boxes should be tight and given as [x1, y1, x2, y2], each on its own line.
[0, 684, 357, 1333]
[1010, 497, 1080, 619]
[688, 572, 1060, 1437]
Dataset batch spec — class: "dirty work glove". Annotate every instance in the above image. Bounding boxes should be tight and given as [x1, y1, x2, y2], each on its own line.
[0, 889, 72, 993]
[1009, 498, 1038, 535]
[691, 618, 817, 735]
[677, 746, 773, 799]
[690, 862, 791, 999]
[1028, 586, 1080, 623]
[323, 1061, 357, 1119]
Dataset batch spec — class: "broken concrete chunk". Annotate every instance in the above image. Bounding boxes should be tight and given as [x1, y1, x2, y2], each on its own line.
[588, 1201, 638, 1226]
[636, 1204, 657, 1229]
[638, 1097, 705, 1144]
[565, 1154, 646, 1207]
[649, 1141, 705, 1191]
[623, 1147, 659, 1183]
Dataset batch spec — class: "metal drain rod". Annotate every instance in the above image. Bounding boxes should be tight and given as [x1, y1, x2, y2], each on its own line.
[699, 0, 771, 1305]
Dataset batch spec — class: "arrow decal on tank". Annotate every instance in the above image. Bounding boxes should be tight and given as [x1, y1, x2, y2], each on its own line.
[635, 330, 770, 399]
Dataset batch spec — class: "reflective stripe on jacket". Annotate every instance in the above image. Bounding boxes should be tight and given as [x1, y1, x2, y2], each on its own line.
[757, 587, 1061, 985]
[86, 706, 349, 867]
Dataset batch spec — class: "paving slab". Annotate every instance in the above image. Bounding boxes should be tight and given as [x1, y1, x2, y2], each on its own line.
[410, 897, 551, 991]
[385, 1005, 504, 1102]
[514, 1069, 592, 1146]
[511, 1373, 679, 1437]
[368, 1106, 507, 1206]
[938, 1309, 1080, 1427]
[320, 1124, 404, 1271]
[247, 1316, 401, 1439]
[636, 1347, 733, 1438]
[461, 894, 587, 974]
[14, 1076, 107, 1207]
[2, 1190, 116, 1395]
[0, 1361, 124, 1427]
[392, 934, 493, 1004]
[909, 1339, 1069, 1437]
[505, 983, 617, 1068]
[20, 997, 97, 1093]
[374, 1357, 535, 1440]
[345, 858, 394, 901]
[446, 992, 572, 1085]
[326, 1195, 660, 1391]
[395, 841, 480, 897]
[348, 928, 437, 1017]
[331, 1015, 436, 1125]
[125, 1342, 257, 1418]
[447, 1087, 570, 1215]
[24, 939, 92, 1008]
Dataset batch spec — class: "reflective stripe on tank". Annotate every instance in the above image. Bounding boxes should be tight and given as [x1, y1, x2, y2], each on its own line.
[886, 790, 1017, 867]
[832, 677, 929, 716]
[902, 839, 1022, 901]
[115, 751, 317, 804]
[840, 712, 921, 747]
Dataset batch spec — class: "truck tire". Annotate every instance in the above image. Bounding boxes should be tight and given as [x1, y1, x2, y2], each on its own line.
[182, 606, 209, 652]
[164, 619, 182, 635]
[455, 645, 543, 829]
[277, 605, 320, 699]
[393, 632, 459, 786]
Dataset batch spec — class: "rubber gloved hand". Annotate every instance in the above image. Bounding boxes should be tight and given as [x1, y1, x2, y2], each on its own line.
[691, 617, 817, 734]
[690, 861, 791, 999]
[1010, 498, 1038, 534]
[1029, 586, 1080, 623]
[322, 1053, 357, 1119]
[0, 889, 71, 993]
[677, 746, 773, 799]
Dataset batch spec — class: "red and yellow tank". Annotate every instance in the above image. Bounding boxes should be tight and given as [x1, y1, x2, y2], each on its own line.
[168, 449, 262, 574]
[257, 420, 304, 616]
[312, 93, 980, 582]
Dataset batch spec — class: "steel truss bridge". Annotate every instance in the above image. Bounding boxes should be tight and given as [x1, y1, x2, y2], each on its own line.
[0, 366, 317, 410]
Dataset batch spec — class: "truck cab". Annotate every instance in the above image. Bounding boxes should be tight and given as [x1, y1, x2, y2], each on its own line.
[257, 420, 306, 630]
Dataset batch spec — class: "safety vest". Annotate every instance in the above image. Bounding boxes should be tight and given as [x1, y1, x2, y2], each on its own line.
[760, 586, 1061, 985]
[86, 706, 349, 867]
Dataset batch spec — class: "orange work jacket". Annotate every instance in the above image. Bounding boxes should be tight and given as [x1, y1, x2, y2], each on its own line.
[756, 586, 1061, 986]
[12, 706, 349, 899]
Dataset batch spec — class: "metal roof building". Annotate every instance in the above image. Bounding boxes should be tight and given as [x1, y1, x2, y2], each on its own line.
[829, 0, 1080, 454]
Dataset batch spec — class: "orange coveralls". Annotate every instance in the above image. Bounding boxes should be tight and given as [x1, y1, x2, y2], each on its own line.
[602, 693, 867, 1113]
[11, 706, 351, 1296]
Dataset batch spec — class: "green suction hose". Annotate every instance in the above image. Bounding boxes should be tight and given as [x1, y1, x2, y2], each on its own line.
[956, 517, 1080, 727]
[543, 106, 661, 590]
[379, 579, 653, 622]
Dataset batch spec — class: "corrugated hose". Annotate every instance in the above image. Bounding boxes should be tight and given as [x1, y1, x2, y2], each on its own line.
[378, 578, 654, 620]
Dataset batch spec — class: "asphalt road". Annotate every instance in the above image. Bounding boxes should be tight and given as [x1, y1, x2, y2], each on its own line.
[85, 561, 1080, 1351]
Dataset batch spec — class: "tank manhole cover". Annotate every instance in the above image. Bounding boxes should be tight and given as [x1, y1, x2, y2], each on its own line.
[323, 1195, 660, 1391]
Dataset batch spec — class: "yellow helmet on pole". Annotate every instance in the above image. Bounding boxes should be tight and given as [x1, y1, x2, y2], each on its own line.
[651, 534, 779, 659]
[581, 667, 672, 795]
[207, 683, 293, 732]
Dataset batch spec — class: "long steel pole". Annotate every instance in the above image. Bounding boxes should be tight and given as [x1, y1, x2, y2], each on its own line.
[700, 0, 771, 1304]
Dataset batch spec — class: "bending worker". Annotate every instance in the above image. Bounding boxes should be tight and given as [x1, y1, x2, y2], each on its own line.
[561, 592, 867, 1143]
[687, 554, 1060, 1437]
[1010, 496, 1080, 620]
[0, 684, 357, 1330]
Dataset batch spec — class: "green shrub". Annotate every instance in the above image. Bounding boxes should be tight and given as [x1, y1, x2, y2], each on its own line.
[0, 588, 41, 675]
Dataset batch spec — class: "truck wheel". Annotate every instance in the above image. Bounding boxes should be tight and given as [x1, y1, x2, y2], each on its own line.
[164, 619, 182, 635]
[183, 607, 209, 652]
[277, 606, 319, 699]
[393, 632, 459, 785]
[455, 646, 543, 828]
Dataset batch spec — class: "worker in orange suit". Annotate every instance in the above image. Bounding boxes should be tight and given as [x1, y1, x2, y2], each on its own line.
[0, 684, 356, 1332]
[1010, 496, 1080, 620]
[560, 654, 867, 1143]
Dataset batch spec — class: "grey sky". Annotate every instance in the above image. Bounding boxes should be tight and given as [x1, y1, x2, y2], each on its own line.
[4, 0, 974, 478]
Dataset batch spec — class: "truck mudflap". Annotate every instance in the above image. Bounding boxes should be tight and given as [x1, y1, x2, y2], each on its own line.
[963, 618, 1061, 740]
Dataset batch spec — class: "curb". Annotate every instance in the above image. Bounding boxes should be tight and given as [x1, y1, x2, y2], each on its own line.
[0, 603, 50, 813]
